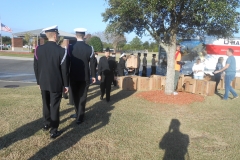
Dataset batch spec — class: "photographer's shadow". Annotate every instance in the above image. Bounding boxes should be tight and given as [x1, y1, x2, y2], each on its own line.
[159, 119, 190, 160]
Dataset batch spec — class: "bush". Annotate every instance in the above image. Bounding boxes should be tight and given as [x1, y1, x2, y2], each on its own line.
[87, 36, 103, 52]
[2, 48, 8, 50]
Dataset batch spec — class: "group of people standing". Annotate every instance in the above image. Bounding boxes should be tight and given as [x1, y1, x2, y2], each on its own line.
[172, 44, 238, 99]
[117, 52, 158, 77]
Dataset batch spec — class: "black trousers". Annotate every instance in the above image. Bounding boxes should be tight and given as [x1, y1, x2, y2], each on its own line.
[70, 80, 89, 122]
[142, 66, 147, 77]
[41, 90, 62, 134]
[151, 66, 156, 75]
[135, 68, 140, 75]
[214, 75, 221, 92]
[68, 85, 74, 105]
[100, 74, 113, 101]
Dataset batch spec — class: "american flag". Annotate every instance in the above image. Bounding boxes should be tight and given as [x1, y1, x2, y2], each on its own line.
[1, 23, 12, 33]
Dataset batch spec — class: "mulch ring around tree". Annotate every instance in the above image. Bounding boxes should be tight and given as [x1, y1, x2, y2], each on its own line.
[136, 90, 205, 105]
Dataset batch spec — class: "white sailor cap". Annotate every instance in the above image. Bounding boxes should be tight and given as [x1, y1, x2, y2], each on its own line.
[41, 25, 59, 34]
[120, 53, 126, 58]
[74, 28, 87, 34]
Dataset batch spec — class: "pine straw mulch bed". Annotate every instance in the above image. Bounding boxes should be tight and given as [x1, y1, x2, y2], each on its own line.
[135, 90, 205, 105]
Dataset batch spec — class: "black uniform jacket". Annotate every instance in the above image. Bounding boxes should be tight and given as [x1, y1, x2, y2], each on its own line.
[117, 57, 127, 74]
[69, 41, 96, 81]
[34, 41, 69, 92]
[98, 56, 117, 77]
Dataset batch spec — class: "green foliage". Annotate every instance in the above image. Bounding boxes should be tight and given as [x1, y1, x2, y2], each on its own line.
[2, 36, 11, 45]
[103, 0, 240, 44]
[57, 36, 64, 45]
[129, 36, 143, 50]
[23, 39, 28, 45]
[149, 42, 159, 52]
[87, 36, 103, 52]
[143, 41, 149, 50]
[24, 33, 31, 45]
[122, 44, 132, 51]
[102, 42, 113, 49]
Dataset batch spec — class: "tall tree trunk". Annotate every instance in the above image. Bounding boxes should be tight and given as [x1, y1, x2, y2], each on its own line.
[161, 35, 177, 95]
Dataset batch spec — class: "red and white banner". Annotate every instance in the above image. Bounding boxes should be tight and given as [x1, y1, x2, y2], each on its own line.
[206, 44, 240, 56]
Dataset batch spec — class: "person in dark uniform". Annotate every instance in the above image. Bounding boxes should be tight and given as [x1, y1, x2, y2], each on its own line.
[111, 52, 117, 86]
[67, 44, 74, 106]
[69, 28, 96, 125]
[142, 53, 147, 77]
[118, 53, 128, 76]
[91, 51, 98, 80]
[34, 25, 69, 139]
[98, 48, 117, 102]
[151, 54, 158, 75]
[135, 52, 141, 75]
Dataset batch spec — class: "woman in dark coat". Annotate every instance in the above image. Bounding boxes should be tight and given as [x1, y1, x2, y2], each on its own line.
[213, 57, 224, 93]
[117, 53, 128, 76]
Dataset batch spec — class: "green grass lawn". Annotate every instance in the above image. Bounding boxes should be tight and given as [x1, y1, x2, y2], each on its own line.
[0, 86, 240, 160]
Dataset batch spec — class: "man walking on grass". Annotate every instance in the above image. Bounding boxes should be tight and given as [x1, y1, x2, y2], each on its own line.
[214, 48, 238, 100]
[34, 25, 69, 139]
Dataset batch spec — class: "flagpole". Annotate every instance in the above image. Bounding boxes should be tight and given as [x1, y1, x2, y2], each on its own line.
[0, 16, 2, 51]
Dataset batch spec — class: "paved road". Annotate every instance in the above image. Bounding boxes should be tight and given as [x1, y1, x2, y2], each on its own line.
[0, 56, 36, 88]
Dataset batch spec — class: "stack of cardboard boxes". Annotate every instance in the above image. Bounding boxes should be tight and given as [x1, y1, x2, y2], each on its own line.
[117, 74, 239, 96]
[117, 75, 166, 91]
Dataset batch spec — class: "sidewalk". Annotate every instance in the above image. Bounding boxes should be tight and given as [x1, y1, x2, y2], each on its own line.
[0, 56, 33, 61]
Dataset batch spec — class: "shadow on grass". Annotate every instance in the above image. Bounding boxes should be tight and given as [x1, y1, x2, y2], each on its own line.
[215, 92, 224, 99]
[159, 119, 190, 160]
[28, 87, 136, 159]
[0, 107, 74, 150]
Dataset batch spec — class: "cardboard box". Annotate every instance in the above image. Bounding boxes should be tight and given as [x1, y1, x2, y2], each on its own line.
[122, 76, 138, 91]
[204, 74, 215, 81]
[194, 80, 216, 96]
[232, 77, 240, 89]
[177, 75, 192, 91]
[126, 55, 139, 68]
[195, 80, 208, 95]
[116, 76, 126, 89]
[206, 81, 216, 96]
[137, 77, 151, 91]
[149, 75, 164, 90]
[184, 79, 196, 93]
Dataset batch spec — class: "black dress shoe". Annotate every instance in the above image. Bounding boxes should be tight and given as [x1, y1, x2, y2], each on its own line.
[100, 96, 103, 100]
[76, 120, 84, 125]
[70, 114, 77, 118]
[50, 131, 63, 139]
[63, 96, 68, 99]
[43, 125, 50, 131]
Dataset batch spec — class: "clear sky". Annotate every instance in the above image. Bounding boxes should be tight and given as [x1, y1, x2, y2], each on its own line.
[0, 0, 239, 41]
[0, 0, 151, 42]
